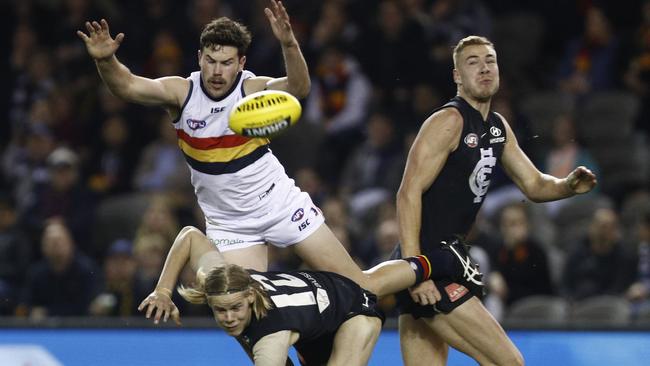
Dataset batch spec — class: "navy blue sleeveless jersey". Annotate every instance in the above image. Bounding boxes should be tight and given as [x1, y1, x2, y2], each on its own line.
[419, 96, 506, 253]
[238, 270, 382, 364]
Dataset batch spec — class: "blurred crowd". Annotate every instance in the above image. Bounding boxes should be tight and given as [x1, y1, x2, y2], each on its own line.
[0, 0, 649, 325]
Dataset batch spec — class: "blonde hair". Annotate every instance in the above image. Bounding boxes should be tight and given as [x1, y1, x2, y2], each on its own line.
[178, 264, 272, 320]
[452, 36, 494, 68]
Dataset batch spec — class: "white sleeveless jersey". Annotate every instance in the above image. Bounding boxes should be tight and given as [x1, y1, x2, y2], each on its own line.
[174, 70, 293, 225]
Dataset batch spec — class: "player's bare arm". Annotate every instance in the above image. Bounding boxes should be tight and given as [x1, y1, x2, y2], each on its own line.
[397, 108, 463, 258]
[138, 226, 225, 325]
[397, 109, 461, 306]
[498, 114, 597, 202]
[244, 0, 310, 98]
[77, 19, 188, 110]
[252, 330, 298, 366]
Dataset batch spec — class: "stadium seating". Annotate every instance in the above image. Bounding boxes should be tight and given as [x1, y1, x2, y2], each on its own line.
[570, 295, 631, 328]
[504, 295, 570, 328]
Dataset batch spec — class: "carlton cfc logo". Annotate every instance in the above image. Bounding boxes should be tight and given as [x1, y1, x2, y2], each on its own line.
[469, 147, 496, 203]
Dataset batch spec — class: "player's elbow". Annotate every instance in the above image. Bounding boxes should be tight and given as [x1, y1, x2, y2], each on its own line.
[396, 183, 421, 206]
[292, 80, 311, 99]
[518, 176, 548, 203]
[523, 191, 545, 203]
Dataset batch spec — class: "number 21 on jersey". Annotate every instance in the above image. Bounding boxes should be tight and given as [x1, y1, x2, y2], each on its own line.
[251, 273, 330, 313]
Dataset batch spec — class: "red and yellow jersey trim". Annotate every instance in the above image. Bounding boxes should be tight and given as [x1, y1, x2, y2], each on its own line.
[176, 130, 270, 174]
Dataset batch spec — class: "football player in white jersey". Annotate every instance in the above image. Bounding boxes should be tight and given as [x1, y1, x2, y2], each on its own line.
[78, 1, 410, 300]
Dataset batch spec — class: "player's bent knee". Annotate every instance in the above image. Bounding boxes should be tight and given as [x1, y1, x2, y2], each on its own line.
[495, 347, 524, 366]
[329, 315, 382, 366]
[346, 315, 381, 344]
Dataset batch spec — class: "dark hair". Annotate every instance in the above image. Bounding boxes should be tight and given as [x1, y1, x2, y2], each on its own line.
[200, 17, 252, 56]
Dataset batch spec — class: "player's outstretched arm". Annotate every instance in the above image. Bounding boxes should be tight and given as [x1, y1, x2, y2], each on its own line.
[246, 1, 310, 98]
[252, 331, 295, 366]
[499, 115, 597, 202]
[138, 226, 225, 325]
[77, 19, 187, 108]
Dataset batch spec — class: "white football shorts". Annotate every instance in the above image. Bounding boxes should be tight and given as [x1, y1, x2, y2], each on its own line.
[205, 185, 324, 252]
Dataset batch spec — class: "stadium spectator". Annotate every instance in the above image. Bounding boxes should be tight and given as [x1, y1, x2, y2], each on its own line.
[339, 111, 402, 222]
[2, 123, 56, 215]
[89, 239, 139, 316]
[623, 0, 650, 137]
[134, 195, 180, 245]
[305, 43, 372, 185]
[22, 147, 97, 248]
[563, 208, 637, 300]
[626, 211, 650, 311]
[0, 194, 31, 315]
[87, 115, 136, 195]
[133, 113, 191, 193]
[356, 0, 428, 105]
[18, 220, 99, 318]
[488, 203, 554, 307]
[556, 5, 621, 95]
[542, 113, 600, 216]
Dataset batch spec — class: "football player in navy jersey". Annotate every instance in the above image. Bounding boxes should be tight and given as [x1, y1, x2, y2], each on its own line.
[138, 225, 431, 365]
[393, 35, 597, 365]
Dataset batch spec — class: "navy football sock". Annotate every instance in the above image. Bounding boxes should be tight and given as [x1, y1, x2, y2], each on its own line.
[404, 255, 432, 283]
[423, 251, 458, 280]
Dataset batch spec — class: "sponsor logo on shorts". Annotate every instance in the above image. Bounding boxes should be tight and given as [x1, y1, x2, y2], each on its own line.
[444, 283, 468, 302]
[210, 238, 245, 247]
[464, 133, 478, 148]
[291, 208, 304, 222]
[310, 207, 320, 216]
[186, 119, 206, 130]
[258, 183, 276, 200]
[298, 219, 311, 231]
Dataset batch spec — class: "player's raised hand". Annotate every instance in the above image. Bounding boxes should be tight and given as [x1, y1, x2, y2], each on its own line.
[566, 166, 597, 194]
[264, 0, 297, 47]
[138, 289, 181, 325]
[77, 19, 124, 61]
